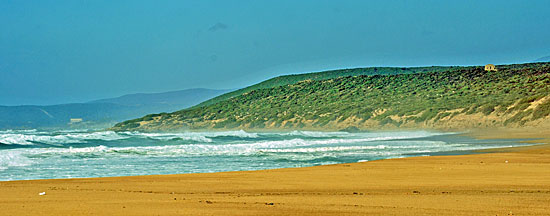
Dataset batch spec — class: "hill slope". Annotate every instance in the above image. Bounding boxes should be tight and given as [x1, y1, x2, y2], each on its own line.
[111, 63, 550, 132]
[195, 66, 465, 107]
[0, 88, 230, 130]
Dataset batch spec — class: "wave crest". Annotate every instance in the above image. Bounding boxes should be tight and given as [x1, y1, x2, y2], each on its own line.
[0, 131, 127, 145]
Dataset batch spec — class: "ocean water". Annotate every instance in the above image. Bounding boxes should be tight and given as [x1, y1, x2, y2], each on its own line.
[0, 129, 531, 181]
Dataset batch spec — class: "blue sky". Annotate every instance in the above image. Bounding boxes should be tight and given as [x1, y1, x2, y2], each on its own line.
[1, 0, 549, 105]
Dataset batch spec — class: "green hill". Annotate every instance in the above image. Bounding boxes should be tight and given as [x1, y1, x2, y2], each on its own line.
[195, 66, 464, 107]
[111, 62, 550, 132]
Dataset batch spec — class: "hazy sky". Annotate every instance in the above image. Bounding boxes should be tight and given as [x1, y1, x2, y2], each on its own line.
[1, 0, 549, 105]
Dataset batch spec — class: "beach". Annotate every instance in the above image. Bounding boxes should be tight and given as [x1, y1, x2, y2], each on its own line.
[1, 128, 549, 215]
[2, 1, 549, 215]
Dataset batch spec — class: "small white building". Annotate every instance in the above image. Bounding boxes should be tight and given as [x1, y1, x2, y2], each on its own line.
[70, 118, 83, 124]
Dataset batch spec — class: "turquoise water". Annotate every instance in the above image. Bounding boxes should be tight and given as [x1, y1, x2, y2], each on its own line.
[0, 129, 531, 181]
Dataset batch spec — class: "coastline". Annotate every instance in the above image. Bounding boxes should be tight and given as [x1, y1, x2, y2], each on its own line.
[1, 128, 549, 215]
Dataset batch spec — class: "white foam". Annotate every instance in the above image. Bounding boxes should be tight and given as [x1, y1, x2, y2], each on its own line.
[122, 130, 260, 143]
[206, 130, 259, 138]
[0, 150, 33, 171]
[122, 132, 213, 143]
[0, 131, 128, 145]
[0, 134, 34, 145]
[0, 133, 74, 145]
[280, 130, 350, 137]
[63, 131, 126, 141]
[261, 145, 388, 153]
[0, 129, 38, 134]
[20, 138, 446, 159]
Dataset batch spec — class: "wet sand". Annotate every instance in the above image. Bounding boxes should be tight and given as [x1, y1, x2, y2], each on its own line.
[1, 128, 549, 215]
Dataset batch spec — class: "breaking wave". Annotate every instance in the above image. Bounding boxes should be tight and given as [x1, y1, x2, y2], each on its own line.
[0, 129, 532, 181]
[0, 131, 126, 145]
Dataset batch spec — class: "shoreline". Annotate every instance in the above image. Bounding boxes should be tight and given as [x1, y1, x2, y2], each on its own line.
[1, 128, 549, 215]
[0, 129, 533, 182]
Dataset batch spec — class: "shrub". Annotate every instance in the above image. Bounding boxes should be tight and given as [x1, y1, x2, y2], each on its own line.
[532, 99, 550, 120]
[480, 105, 495, 115]
[415, 109, 439, 123]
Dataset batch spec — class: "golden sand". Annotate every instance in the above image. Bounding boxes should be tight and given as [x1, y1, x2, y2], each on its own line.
[1, 128, 549, 215]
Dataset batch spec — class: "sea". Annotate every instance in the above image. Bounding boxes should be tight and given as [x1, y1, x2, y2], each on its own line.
[0, 129, 533, 181]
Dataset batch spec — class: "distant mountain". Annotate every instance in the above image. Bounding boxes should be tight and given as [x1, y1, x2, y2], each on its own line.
[534, 55, 550, 63]
[0, 103, 134, 130]
[89, 88, 231, 111]
[0, 88, 231, 130]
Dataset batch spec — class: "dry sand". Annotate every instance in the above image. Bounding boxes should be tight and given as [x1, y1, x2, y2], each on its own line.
[1, 128, 549, 215]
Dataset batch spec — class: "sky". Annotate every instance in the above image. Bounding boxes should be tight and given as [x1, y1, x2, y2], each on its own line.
[1, 0, 549, 105]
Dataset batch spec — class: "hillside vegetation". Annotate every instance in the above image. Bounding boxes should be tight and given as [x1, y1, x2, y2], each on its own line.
[195, 66, 464, 107]
[112, 63, 550, 132]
